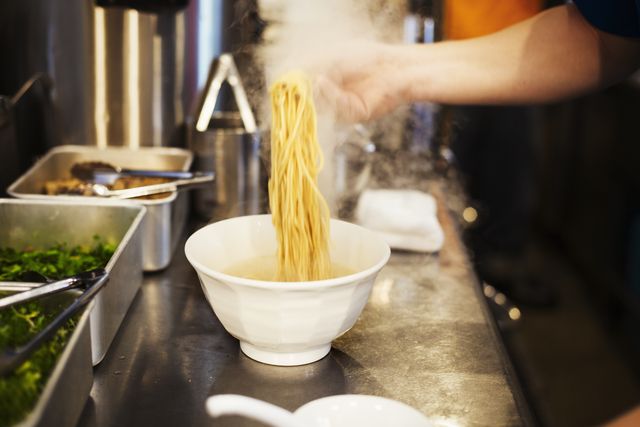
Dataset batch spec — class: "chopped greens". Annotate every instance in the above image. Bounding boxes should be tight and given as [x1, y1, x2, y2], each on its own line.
[0, 236, 116, 281]
[0, 302, 77, 427]
[0, 296, 77, 427]
[0, 237, 115, 426]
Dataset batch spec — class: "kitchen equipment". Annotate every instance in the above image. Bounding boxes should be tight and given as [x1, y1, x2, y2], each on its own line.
[190, 53, 266, 220]
[89, 173, 214, 199]
[184, 214, 390, 366]
[0, 289, 94, 427]
[7, 145, 192, 271]
[0, 269, 107, 310]
[0, 199, 145, 365]
[195, 54, 257, 134]
[0, 269, 108, 376]
[0, 0, 233, 149]
[0, 74, 58, 197]
[70, 161, 195, 184]
[206, 394, 433, 427]
[330, 124, 376, 218]
[190, 113, 268, 220]
[402, 0, 452, 174]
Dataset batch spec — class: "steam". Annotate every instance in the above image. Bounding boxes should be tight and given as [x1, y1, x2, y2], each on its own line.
[256, 0, 405, 213]
[261, 2, 372, 80]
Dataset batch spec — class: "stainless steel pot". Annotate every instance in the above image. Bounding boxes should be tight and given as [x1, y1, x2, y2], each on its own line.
[0, 0, 237, 149]
[189, 52, 266, 221]
[189, 113, 268, 220]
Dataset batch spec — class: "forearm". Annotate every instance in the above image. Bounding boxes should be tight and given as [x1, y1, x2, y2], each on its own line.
[396, 4, 640, 105]
[606, 406, 640, 427]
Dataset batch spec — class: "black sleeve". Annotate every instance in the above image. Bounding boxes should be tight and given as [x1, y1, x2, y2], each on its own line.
[573, 0, 640, 38]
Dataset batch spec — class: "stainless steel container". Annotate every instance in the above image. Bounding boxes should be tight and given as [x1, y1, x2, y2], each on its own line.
[0, 199, 146, 365]
[7, 145, 191, 271]
[0, 0, 232, 149]
[0, 290, 94, 427]
[189, 113, 268, 220]
[88, 2, 190, 148]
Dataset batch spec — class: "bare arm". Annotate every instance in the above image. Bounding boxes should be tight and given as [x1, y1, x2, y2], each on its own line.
[605, 406, 640, 427]
[406, 4, 640, 104]
[316, 4, 640, 122]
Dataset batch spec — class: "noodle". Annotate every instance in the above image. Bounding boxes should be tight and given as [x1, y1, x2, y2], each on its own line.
[269, 71, 331, 282]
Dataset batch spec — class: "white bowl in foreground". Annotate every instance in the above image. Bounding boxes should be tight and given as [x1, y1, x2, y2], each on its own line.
[206, 393, 433, 427]
[296, 395, 432, 426]
[184, 214, 390, 366]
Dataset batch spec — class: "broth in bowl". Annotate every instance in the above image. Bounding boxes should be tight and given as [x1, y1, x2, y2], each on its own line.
[224, 255, 354, 281]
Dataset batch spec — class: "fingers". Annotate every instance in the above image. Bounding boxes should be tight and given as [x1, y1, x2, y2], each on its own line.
[314, 75, 369, 123]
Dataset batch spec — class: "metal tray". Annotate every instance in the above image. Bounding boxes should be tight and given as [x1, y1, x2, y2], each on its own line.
[7, 145, 193, 271]
[0, 199, 146, 365]
[0, 288, 94, 427]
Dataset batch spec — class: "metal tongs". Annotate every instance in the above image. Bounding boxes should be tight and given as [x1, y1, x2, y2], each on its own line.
[0, 269, 109, 376]
[195, 53, 257, 133]
[71, 161, 197, 186]
[89, 172, 214, 199]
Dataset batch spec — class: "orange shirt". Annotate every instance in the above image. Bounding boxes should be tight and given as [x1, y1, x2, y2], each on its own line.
[444, 0, 543, 40]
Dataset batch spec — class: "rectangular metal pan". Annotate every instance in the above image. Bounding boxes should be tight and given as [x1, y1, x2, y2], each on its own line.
[7, 145, 193, 271]
[0, 288, 93, 427]
[0, 199, 145, 365]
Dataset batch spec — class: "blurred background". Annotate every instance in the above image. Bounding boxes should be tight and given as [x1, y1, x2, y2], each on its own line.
[1, 0, 639, 425]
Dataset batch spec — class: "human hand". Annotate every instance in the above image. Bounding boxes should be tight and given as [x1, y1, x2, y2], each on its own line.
[312, 41, 408, 123]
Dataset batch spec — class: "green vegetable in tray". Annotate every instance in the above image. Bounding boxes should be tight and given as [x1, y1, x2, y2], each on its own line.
[0, 297, 77, 427]
[0, 237, 115, 426]
[0, 236, 116, 281]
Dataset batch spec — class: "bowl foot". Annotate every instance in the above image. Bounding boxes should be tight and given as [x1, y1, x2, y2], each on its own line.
[239, 342, 331, 366]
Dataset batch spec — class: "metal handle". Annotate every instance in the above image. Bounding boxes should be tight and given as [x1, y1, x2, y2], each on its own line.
[0, 270, 109, 376]
[120, 169, 194, 180]
[0, 269, 106, 309]
[195, 53, 257, 133]
[95, 172, 214, 199]
[226, 57, 257, 133]
[11, 73, 54, 105]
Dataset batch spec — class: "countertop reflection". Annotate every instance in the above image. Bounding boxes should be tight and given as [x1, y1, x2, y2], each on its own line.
[77, 202, 531, 427]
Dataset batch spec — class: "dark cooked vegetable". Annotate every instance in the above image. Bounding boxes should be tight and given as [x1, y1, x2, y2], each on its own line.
[43, 174, 172, 199]
[0, 236, 116, 281]
[0, 296, 77, 427]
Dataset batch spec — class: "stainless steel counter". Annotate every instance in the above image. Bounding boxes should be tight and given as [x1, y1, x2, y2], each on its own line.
[75, 197, 533, 427]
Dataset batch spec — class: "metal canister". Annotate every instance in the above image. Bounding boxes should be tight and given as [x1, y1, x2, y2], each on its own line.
[189, 113, 268, 220]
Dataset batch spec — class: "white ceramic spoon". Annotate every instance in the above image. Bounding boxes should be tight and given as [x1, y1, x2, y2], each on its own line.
[206, 394, 433, 427]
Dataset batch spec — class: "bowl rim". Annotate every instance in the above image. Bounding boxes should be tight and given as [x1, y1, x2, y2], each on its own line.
[295, 394, 432, 425]
[184, 214, 391, 290]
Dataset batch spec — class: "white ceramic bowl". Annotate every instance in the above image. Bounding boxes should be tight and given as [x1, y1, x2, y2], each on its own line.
[184, 214, 390, 366]
[296, 395, 432, 427]
[206, 394, 433, 427]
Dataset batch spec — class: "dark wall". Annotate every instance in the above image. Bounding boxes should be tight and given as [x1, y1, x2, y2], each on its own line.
[534, 79, 640, 360]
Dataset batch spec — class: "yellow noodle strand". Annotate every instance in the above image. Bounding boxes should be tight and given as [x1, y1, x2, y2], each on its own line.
[269, 71, 331, 282]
